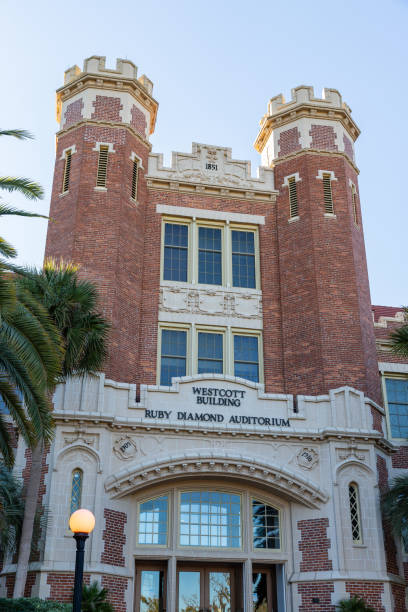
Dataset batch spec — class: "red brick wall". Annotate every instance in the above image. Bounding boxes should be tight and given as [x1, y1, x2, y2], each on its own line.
[23, 571, 37, 597]
[101, 575, 128, 612]
[92, 96, 123, 122]
[5, 574, 15, 598]
[391, 583, 407, 612]
[372, 406, 384, 434]
[45, 123, 150, 383]
[298, 582, 335, 611]
[343, 134, 354, 161]
[392, 447, 408, 468]
[273, 153, 381, 403]
[46, 572, 90, 601]
[377, 454, 399, 575]
[298, 518, 332, 572]
[309, 124, 338, 150]
[131, 105, 147, 136]
[101, 508, 127, 566]
[63, 99, 84, 128]
[278, 127, 301, 157]
[345, 581, 385, 612]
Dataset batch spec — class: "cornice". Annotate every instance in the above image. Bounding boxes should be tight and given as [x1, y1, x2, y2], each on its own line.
[145, 177, 277, 203]
[56, 73, 158, 135]
[254, 104, 360, 153]
[272, 147, 360, 175]
[56, 119, 152, 151]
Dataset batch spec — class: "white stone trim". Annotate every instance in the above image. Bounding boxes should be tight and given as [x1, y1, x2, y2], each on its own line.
[92, 142, 115, 153]
[282, 172, 301, 188]
[348, 178, 356, 189]
[156, 204, 265, 225]
[379, 362, 408, 374]
[316, 169, 338, 181]
[59, 144, 77, 160]
[130, 151, 144, 169]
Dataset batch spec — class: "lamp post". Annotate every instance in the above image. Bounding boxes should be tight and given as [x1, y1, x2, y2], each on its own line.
[69, 509, 95, 612]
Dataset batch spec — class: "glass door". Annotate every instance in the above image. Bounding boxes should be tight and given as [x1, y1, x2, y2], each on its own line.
[177, 565, 235, 612]
[252, 565, 277, 612]
[135, 563, 166, 612]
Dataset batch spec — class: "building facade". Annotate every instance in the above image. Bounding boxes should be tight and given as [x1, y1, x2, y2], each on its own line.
[1, 56, 408, 611]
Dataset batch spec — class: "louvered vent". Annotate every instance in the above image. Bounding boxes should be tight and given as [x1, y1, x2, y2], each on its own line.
[62, 150, 72, 193]
[348, 483, 362, 543]
[131, 159, 139, 200]
[96, 146, 109, 187]
[323, 173, 334, 214]
[288, 177, 298, 218]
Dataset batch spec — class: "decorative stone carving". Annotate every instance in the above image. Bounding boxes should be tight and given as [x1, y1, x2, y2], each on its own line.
[113, 436, 138, 460]
[297, 447, 319, 469]
[337, 444, 367, 462]
[63, 429, 97, 448]
[160, 285, 262, 320]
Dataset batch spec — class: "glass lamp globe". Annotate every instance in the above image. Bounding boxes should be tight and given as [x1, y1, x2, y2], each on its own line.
[69, 509, 95, 534]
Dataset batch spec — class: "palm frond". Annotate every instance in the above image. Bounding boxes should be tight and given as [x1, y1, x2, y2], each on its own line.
[0, 236, 17, 258]
[0, 462, 25, 553]
[0, 129, 33, 140]
[390, 324, 408, 357]
[0, 177, 44, 200]
[0, 203, 47, 220]
[381, 474, 408, 540]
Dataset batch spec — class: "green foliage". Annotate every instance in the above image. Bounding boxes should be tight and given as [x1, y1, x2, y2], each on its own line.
[0, 462, 24, 552]
[81, 581, 113, 612]
[0, 598, 71, 611]
[381, 473, 408, 543]
[337, 595, 375, 611]
[390, 308, 408, 357]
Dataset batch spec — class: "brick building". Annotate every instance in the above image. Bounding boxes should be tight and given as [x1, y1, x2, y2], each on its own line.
[1, 56, 408, 611]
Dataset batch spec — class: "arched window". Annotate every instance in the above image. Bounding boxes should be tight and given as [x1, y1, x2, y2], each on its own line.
[252, 499, 280, 549]
[69, 469, 83, 516]
[348, 483, 362, 544]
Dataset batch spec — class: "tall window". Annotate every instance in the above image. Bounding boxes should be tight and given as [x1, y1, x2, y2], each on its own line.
[197, 332, 223, 375]
[231, 231, 256, 288]
[198, 227, 222, 285]
[163, 223, 188, 282]
[234, 335, 259, 382]
[160, 329, 187, 385]
[385, 377, 408, 438]
[288, 177, 299, 218]
[351, 185, 359, 225]
[131, 159, 139, 200]
[179, 491, 241, 548]
[96, 145, 109, 187]
[252, 500, 280, 549]
[62, 149, 72, 193]
[348, 483, 362, 544]
[138, 496, 168, 545]
[70, 469, 83, 516]
[322, 173, 334, 214]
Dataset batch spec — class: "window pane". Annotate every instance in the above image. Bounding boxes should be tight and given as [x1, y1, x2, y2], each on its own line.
[138, 496, 168, 546]
[198, 332, 223, 374]
[198, 227, 222, 285]
[160, 329, 187, 385]
[234, 335, 259, 383]
[232, 231, 256, 288]
[163, 223, 188, 281]
[386, 378, 408, 438]
[179, 491, 241, 547]
[70, 469, 83, 516]
[140, 570, 165, 612]
[252, 500, 280, 549]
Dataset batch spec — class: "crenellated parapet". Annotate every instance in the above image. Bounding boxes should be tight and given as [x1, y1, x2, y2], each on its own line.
[56, 55, 158, 140]
[254, 85, 360, 167]
[148, 142, 276, 201]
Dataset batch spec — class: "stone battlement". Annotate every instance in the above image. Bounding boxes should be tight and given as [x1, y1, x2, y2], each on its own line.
[64, 55, 154, 95]
[267, 85, 351, 116]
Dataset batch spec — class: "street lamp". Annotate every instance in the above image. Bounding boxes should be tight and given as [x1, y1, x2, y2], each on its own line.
[69, 509, 95, 612]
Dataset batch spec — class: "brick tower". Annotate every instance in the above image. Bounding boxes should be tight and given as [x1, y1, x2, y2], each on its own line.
[45, 56, 158, 382]
[255, 86, 381, 404]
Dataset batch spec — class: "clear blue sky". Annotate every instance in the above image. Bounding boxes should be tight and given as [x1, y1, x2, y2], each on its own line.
[1, 0, 406, 305]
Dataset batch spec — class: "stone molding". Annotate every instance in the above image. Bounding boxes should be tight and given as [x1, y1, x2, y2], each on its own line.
[374, 310, 404, 328]
[104, 450, 329, 508]
[56, 120, 152, 150]
[273, 147, 360, 175]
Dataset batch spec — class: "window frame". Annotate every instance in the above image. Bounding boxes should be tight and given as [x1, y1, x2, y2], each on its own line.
[69, 468, 83, 517]
[61, 149, 72, 194]
[160, 217, 260, 290]
[136, 493, 170, 548]
[177, 488, 243, 550]
[382, 374, 408, 442]
[157, 324, 263, 385]
[348, 482, 363, 545]
[251, 497, 282, 553]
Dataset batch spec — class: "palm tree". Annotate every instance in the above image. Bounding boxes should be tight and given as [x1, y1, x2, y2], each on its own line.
[13, 260, 109, 597]
[0, 462, 25, 555]
[390, 307, 408, 357]
[381, 474, 408, 549]
[337, 595, 375, 611]
[81, 581, 114, 612]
